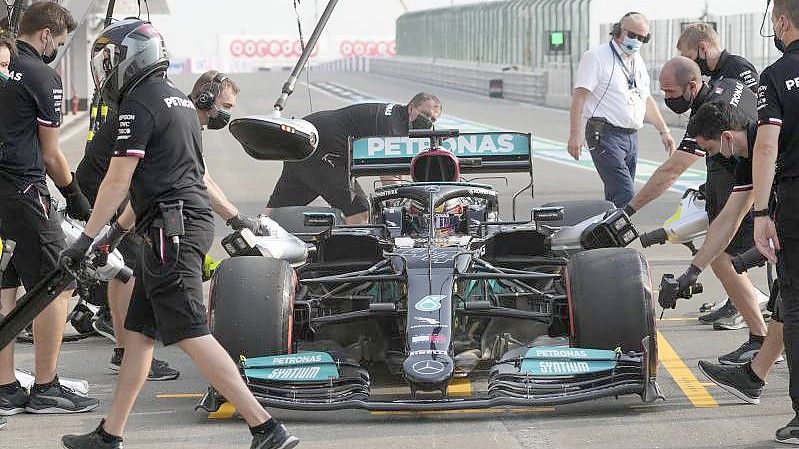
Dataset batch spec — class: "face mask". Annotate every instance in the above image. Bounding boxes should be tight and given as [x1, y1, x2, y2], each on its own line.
[207, 109, 231, 130]
[411, 113, 433, 130]
[694, 50, 712, 76]
[665, 91, 692, 114]
[0, 71, 8, 82]
[42, 33, 58, 64]
[774, 17, 787, 53]
[620, 36, 643, 54]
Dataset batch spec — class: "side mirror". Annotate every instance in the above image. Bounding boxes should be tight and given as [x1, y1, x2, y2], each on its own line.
[229, 113, 319, 161]
[303, 212, 336, 227]
[532, 207, 565, 223]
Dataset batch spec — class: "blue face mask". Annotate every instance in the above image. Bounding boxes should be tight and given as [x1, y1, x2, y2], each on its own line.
[621, 36, 643, 54]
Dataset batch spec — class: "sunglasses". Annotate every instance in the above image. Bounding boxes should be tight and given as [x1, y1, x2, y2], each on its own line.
[626, 30, 651, 44]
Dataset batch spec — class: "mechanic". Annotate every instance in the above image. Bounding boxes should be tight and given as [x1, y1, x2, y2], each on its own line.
[74, 69, 264, 382]
[657, 101, 783, 407]
[627, 39, 761, 326]
[0, 3, 99, 416]
[266, 92, 443, 224]
[0, 29, 15, 433]
[60, 20, 296, 449]
[625, 58, 768, 364]
[567, 12, 675, 208]
[677, 22, 759, 93]
[751, 0, 799, 443]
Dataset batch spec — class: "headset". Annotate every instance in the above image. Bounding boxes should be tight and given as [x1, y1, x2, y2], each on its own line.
[194, 72, 229, 111]
[611, 11, 641, 38]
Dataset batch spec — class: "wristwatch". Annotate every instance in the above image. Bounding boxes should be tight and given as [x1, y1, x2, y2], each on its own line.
[753, 208, 771, 217]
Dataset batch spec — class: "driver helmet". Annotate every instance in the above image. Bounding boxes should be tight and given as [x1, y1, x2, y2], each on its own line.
[410, 149, 461, 183]
[91, 19, 169, 107]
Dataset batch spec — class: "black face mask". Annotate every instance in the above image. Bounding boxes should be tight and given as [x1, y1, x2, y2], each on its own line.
[207, 109, 231, 130]
[42, 34, 58, 64]
[665, 86, 695, 114]
[775, 35, 786, 53]
[694, 54, 712, 76]
[411, 114, 433, 130]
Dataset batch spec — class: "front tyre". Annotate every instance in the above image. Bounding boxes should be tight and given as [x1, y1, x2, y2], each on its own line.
[209, 256, 295, 361]
[567, 248, 655, 353]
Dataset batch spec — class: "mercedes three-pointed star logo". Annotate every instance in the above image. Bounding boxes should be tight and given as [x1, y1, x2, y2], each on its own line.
[412, 360, 445, 375]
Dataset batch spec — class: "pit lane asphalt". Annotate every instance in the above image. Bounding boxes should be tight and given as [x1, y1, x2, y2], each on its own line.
[3, 70, 789, 449]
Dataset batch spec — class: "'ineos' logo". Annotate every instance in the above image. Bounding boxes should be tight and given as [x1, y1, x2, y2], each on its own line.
[412, 360, 445, 375]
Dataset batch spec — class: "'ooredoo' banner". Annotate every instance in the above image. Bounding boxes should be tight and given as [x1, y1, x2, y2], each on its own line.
[220, 35, 395, 65]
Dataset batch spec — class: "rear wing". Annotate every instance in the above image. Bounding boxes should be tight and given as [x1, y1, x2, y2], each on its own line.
[348, 131, 532, 177]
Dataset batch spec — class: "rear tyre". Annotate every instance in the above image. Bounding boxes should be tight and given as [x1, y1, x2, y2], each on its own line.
[541, 200, 615, 227]
[567, 247, 655, 353]
[210, 256, 295, 360]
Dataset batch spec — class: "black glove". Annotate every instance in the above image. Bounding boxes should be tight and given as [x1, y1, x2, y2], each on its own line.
[622, 204, 636, 216]
[57, 174, 92, 221]
[227, 213, 267, 236]
[60, 232, 93, 270]
[658, 264, 703, 310]
[92, 222, 128, 266]
[677, 264, 702, 296]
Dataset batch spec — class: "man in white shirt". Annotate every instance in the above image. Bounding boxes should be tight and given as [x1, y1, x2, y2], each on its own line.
[567, 12, 675, 207]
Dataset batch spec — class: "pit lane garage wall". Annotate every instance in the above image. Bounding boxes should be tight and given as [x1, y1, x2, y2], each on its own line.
[388, 2, 780, 115]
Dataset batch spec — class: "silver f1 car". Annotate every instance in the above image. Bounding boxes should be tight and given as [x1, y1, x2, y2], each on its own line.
[198, 129, 661, 412]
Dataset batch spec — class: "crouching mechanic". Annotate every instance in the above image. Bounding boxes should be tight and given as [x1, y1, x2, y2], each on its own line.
[74, 70, 262, 381]
[624, 57, 769, 365]
[660, 101, 784, 405]
[266, 93, 443, 224]
[61, 19, 296, 449]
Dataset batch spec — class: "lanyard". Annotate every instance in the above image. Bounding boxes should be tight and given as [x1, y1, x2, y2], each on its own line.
[609, 42, 637, 89]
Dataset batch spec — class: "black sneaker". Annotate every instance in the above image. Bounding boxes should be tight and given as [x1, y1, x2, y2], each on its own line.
[699, 299, 735, 324]
[698, 360, 763, 404]
[92, 309, 115, 343]
[0, 381, 28, 415]
[62, 420, 122, 449]
[25, 378, 99, 414]
[109, 348, 180, 381]
[719, 339, 762, 365]
[251, 421, 300, 449]
[776, 416, 799, 445]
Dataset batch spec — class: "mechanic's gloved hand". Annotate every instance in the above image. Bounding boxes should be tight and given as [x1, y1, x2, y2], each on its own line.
[622, 204, 636, 217]
[57, 174, 92, 221]
[676, 264, 702, 297]
[658, 265, 703, 310]
[227, 213, 267, 236]
[60, 232, 93, 270]
[92, 222, 129, 266]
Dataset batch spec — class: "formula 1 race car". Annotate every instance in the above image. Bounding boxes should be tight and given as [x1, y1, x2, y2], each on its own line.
[198, 128, 662, 412]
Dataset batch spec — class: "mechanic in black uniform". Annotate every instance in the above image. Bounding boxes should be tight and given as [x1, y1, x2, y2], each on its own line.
[74, 70, 263, 382]
[653, 101, 783, 407]
[624, 57, 769, 366]
[751, 0, 799, 442]
[60, 20, 296, 449]
[0, 2, 99, 416]
[266, 93, 443, 224]
[677, 22, 759, 92]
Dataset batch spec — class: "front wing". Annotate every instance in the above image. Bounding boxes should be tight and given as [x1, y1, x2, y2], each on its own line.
[197, 337, 662, 412]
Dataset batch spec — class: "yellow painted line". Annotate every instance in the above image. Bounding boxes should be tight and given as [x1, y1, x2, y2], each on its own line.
[156, 393, 204, 399]
[657, 331, 718, 408]
[370, 406, 555, 416]
[208, 402, 237, 419]
[447, 378, 473, 397]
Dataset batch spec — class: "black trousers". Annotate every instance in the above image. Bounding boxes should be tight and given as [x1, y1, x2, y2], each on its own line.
[776, 178, 799, 413]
